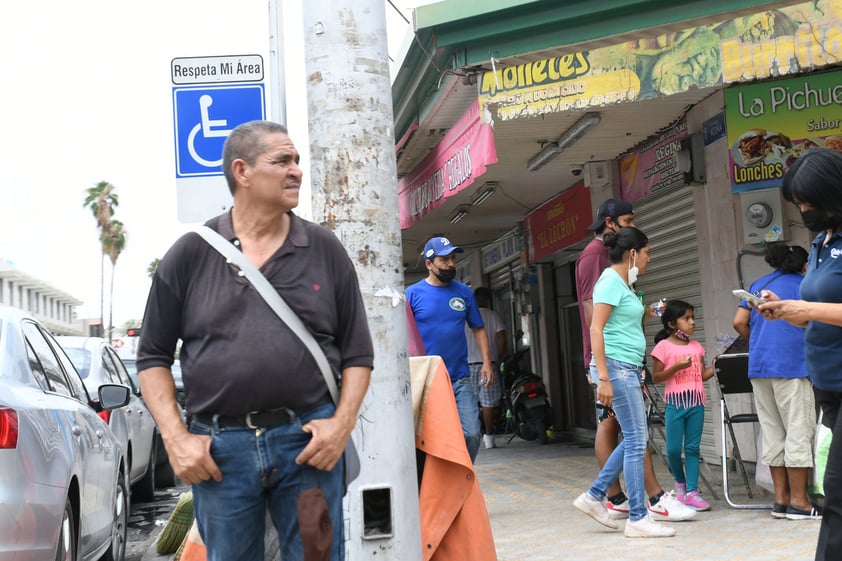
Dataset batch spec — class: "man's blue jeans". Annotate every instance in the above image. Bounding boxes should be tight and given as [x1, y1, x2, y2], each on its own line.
[587, 358, 648, 521]
[189, 402, 345, 561]
[453, 376, 481, 462]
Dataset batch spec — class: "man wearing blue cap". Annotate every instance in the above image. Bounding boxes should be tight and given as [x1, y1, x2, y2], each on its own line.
[406, 236, 494, 462]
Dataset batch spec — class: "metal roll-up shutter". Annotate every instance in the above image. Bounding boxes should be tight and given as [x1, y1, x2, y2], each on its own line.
[489, 265, 513, 290]
[633, 185, 717, 462]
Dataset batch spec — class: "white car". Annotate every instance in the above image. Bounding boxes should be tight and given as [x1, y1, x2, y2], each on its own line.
[120, 357, 181, 488]
[58, 337, 158, 502]
[0, 306, 131, 561]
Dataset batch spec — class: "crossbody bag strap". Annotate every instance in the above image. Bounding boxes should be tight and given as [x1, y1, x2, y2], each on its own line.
[754, 271, 784, 294]
[194, 226, 341, 404]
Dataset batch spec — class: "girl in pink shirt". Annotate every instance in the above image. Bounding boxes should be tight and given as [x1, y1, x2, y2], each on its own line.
[651, 300, 714, 511]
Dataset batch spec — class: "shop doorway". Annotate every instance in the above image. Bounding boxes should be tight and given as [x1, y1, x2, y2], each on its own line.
[558, 300, 597, 436]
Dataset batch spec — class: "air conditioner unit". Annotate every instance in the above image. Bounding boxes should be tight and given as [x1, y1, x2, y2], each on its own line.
[584, 161, 610, 188]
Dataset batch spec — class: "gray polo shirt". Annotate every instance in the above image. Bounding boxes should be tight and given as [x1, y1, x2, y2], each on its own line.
[137, 210, 374, 417]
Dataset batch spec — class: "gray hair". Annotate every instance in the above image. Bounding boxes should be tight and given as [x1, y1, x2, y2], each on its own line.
[222, 120, 289, 194]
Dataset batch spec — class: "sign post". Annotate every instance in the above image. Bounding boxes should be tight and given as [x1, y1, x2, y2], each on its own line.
[171, 55, 266, 223]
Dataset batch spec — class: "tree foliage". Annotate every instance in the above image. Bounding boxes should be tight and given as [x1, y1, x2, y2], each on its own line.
[147, 258, 161, 279]
[82, 181, 127, 342]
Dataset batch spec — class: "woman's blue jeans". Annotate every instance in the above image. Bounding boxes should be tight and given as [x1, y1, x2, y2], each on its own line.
[189, 402, 345, 561]
[588, 358, 648, 521]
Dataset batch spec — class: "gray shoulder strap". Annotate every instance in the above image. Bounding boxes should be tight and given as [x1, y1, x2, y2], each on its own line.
[193, 226, 340, 404]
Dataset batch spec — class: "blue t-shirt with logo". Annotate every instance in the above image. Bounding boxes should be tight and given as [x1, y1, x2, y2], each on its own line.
[406, 279, 484, 381]
[801, 231, 842, 392]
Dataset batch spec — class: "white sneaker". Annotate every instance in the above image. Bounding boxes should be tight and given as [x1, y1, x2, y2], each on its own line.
[606, 498, 630, 520]
[574, 493, 619, 529]
[648, 491, 696, 521]
[625, 514, 677, 538]
[482, 434, 496, 449]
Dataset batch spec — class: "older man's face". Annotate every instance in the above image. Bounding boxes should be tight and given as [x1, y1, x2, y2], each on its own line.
[244, 132, 303, 211]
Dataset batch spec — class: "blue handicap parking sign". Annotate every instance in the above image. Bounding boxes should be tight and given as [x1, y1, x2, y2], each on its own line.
[173, 84, 265, 178]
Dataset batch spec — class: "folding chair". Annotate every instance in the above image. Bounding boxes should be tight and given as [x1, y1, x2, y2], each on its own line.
[642, 369, 719, 500]
[713, 353, 771, 509]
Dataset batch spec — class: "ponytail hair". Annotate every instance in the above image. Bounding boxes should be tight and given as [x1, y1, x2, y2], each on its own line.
[654, 299, 694, 343]
[603, 227, 649, 264]
[764, 243, 808, 274]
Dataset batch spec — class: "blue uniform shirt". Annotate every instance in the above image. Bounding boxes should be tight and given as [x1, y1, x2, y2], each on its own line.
[406, 279, 484, 381]
[741, 270, 807, 379]
[801, 231, 842, 392]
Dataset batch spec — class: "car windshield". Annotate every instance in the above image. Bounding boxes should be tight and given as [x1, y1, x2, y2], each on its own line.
[62, 347, 92, 379]
[122, 358, 138, 387]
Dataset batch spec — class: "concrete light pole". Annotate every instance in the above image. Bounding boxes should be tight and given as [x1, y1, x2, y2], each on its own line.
[301, 1, 422, 559]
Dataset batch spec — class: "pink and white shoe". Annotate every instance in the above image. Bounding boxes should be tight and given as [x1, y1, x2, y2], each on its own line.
[683, 490, 710, 511]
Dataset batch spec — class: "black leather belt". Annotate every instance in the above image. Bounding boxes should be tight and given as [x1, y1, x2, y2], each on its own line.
[193, 407, 296, 429]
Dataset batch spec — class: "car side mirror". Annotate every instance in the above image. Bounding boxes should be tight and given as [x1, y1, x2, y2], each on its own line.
[98, 384, 131, 409]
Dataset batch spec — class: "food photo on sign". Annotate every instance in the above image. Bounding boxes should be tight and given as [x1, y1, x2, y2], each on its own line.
[724, 69, 842, 193]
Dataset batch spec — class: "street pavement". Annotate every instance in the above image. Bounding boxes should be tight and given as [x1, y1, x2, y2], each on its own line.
[476, 435, 820, 561]
[128, 486, 188, 561]
[135, 435, 821, 561]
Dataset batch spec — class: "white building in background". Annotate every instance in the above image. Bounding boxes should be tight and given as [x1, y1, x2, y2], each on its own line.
[0, 259, 85, 336]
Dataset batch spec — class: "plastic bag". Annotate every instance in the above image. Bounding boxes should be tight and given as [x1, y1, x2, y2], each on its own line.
[811, 411, 832, 496]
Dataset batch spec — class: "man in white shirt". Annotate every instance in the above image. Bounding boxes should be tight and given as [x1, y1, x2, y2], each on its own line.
[466, 287, 507, 449]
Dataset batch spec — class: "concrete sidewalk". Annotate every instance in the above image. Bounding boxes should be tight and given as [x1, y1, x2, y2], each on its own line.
[476, 435, 819, 561]
[141, 436, 820, 561]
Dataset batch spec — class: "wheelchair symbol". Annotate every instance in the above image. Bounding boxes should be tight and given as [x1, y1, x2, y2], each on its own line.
[187, 94, 231, 168]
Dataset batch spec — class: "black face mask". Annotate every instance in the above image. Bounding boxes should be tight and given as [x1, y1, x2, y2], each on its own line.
[801, 209, 842, 232]
[434, 267, 457, 283]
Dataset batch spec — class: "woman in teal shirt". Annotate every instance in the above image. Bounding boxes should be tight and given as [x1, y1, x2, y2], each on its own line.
[573, 227, 675, 538]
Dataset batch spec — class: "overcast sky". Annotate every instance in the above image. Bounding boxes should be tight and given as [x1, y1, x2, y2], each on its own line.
[0, 0, 418, 328]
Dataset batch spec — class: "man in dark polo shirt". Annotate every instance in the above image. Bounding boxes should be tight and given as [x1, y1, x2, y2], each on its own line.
[137, 120, 373, 561]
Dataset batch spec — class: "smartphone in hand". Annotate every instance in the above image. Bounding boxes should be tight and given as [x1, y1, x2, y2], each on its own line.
[732, 289, 764, 306]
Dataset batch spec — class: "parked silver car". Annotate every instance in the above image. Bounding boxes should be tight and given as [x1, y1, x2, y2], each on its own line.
[58, 337, 158, 502]
[0, 306, 131, 561]
[119, 357, 181, 488]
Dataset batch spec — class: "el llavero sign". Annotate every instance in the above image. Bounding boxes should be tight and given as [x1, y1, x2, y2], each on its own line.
[171, 55, 264, 85]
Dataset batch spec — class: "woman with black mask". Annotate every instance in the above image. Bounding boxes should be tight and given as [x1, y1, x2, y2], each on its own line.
[758, 147, 842, 561]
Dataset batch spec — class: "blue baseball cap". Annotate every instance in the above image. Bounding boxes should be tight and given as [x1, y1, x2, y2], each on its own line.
[423, 237, 463, 260]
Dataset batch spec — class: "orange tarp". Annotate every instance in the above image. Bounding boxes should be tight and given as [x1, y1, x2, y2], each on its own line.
[410, 355, 497, 561]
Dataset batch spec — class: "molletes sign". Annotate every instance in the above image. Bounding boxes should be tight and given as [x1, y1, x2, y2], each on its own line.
[479, 1, 841, 121]
[171, 55, 264, 85]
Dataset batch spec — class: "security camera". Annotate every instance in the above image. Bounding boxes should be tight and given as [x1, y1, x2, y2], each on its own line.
[569, 164, 584, 177]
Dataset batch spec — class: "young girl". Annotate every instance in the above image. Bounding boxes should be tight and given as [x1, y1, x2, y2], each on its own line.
[651, 300, 714, 511]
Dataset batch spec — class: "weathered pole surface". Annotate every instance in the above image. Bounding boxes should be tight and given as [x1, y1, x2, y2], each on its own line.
[302, 1, 422, 559]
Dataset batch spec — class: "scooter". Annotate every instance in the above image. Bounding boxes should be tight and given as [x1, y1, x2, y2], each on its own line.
[499, 348, 553, 444]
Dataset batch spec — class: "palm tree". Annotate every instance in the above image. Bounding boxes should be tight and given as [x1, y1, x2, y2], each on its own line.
[147, 258, 161, 279]
[82, 181, 119, 331]
[102, 219, 126, 342]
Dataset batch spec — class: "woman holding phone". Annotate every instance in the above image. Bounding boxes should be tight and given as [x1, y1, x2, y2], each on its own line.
[758, 148, 842, 561]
